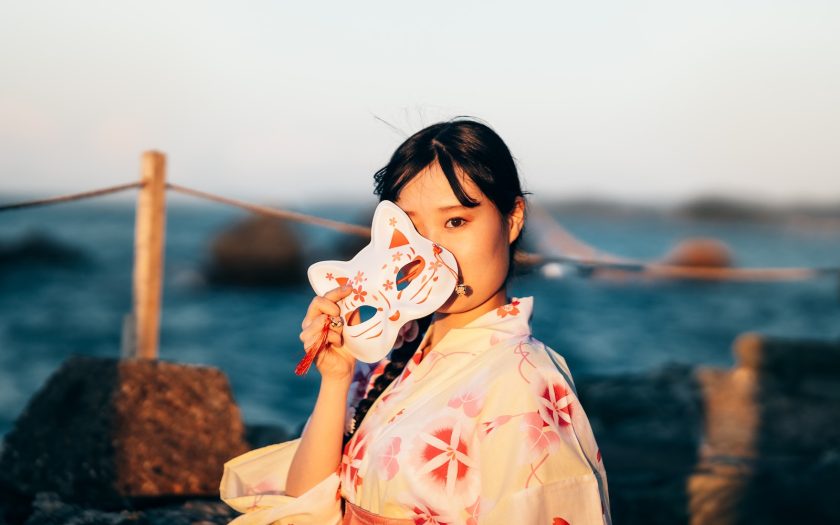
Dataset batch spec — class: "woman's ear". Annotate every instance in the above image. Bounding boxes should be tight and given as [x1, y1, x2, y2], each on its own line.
[507, 196, 526, 244]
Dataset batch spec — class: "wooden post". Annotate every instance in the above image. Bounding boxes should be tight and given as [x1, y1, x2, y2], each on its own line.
[131, 151, 167, 360]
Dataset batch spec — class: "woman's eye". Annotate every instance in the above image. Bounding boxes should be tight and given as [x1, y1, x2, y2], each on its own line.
[445, 217, 466, 229]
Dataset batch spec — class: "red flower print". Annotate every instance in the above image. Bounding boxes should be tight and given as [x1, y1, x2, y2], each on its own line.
[538, 382, 573, 429]
[392, 251, 404, 262]
[325, 272, 334, 281]
[340, 429, 368, 493]
[389, 217, 397, 226]
[417, 424, 474, 495]
[383, 279, 394, 291]
[427, 260, 442, 271]
[377, 436, 401, 480]
[398, 349, 424, 383]
[353, 286, 367, 302]
[406, 499, 456, 525]
[496, 299, 521, 318]
[354, 270, 365, 284]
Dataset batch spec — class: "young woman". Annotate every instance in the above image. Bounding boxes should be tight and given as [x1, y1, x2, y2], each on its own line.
[220, 118, 611, 525]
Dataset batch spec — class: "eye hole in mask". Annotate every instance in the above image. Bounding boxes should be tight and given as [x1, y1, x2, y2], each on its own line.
[306, 200, 458, 363]
[396, 256, 425, 292]
[346, 304, 378, 326]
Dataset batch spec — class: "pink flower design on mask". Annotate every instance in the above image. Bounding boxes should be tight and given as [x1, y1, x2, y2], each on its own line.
[352, 286, 367, 302]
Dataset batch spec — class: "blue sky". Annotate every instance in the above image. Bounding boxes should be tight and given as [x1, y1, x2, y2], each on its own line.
[1, 1, 838, 206]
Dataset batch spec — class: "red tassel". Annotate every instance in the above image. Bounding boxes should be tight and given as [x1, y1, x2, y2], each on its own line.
[295, 316, 332, 376]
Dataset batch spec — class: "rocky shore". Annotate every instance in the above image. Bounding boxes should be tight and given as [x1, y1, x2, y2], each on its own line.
[1, 333, 838, 525]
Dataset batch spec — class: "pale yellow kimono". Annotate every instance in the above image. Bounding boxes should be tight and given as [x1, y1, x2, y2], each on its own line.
[220, 296, 611, 524]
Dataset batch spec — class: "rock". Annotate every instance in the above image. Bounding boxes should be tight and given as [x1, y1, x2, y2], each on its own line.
[662, 238, 733, 268]
[687, 332, 840, 524]
[204, 216, 305, 286]
[20, 491, 238, 525]
[0, 231, 91, 269]
[577, 363, 704, 525]
[0, 356, 250, 510]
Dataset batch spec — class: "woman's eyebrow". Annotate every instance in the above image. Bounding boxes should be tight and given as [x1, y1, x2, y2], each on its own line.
[404, 204, 476, 217]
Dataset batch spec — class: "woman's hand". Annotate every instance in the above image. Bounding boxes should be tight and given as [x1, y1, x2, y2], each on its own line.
[299, 284, 356, 383]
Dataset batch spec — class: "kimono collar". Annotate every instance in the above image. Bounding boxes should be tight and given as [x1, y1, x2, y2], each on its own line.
[419, 295, 534, 358]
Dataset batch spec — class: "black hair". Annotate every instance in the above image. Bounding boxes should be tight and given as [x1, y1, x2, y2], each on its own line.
[344, 117, 529, 442]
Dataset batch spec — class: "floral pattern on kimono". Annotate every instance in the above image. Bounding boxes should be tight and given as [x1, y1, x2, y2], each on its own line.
[219, 296, 611, 525]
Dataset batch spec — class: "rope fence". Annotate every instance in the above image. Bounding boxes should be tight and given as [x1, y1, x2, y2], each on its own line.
[0, 181, 144, 212]
[1, 166, 837, 283]
[1, 150, 836, 359]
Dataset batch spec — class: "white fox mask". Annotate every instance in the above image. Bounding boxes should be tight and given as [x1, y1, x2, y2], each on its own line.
[307, 200, 459, 363]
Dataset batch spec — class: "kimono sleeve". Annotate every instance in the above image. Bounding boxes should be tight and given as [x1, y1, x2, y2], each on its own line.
[219, 435, 342, 525]
[473, 343, 610, 525]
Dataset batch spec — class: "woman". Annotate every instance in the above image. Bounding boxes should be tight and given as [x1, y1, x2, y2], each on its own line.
[220, 118, 611, 524]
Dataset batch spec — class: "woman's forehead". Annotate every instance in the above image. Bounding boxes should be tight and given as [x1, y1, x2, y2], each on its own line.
[395, 163, 483, 213]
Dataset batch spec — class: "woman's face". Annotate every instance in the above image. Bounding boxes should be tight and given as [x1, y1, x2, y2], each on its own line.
[394, 162, 524, 314]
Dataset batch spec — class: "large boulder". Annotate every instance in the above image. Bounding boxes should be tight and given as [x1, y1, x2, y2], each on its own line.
[0, 355, 249, 510]
[204, 216, 305, 286]
[688, 333, 840, 524]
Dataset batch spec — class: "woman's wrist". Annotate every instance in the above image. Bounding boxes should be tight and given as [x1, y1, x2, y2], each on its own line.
[320, 375, 353, 394]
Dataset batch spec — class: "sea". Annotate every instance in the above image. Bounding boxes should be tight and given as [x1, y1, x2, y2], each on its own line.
[1, 198, 839, 438]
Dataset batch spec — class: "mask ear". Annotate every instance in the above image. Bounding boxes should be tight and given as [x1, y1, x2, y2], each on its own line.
[372, 200, 416, 250]
[307, 261, 353, 296]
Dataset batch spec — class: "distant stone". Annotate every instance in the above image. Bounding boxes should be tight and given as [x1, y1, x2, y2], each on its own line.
[577, 363, 703, 525]
[204, 215, 305, 286]
[688, 332, 840, 524]
[0, 356, 250, 510]
[21, 491, 238, 525]
[663, 238, 733, 268]
[0, 231, 91, 269]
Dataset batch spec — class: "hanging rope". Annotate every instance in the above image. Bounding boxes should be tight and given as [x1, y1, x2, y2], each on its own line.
[0, 179, 837, 282]
[0, 182, 144, 212]
[166, 182, 371, 238]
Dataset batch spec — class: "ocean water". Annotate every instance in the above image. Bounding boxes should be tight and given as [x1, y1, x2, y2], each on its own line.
[1, 199, 839, 438]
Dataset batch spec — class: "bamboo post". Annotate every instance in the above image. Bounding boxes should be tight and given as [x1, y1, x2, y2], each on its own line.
[131, 151, 167, 360]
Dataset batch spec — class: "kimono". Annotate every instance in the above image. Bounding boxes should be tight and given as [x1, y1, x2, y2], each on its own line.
[219, 296, 611, 525]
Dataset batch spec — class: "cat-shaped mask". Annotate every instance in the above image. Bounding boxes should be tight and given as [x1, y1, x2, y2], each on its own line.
[307, 200, 459, 363]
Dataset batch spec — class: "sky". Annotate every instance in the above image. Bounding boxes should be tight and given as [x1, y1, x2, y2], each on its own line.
[1, 0, 838, 207]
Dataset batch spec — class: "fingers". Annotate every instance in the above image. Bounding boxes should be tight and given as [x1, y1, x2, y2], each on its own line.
[301, 284, 353, 330]
[299, 313, 345, 349]
[325, 329, 343, 348]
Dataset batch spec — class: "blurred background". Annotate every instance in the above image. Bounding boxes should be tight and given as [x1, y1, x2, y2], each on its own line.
[1, 1, 839, 523]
